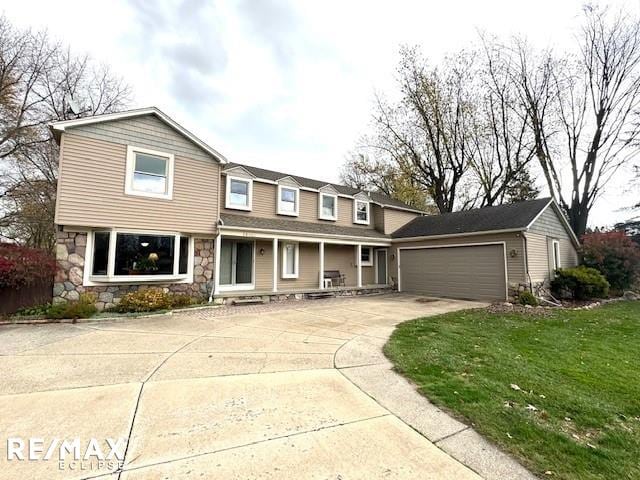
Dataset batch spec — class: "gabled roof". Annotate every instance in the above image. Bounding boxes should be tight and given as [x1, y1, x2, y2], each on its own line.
[220, 213, 390, 240]
[392, 197, 570, 240]
[223, 162, 422, 212]
[49, 107, 228, 164]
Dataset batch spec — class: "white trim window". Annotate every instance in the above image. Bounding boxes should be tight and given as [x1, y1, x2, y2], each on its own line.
[281, 242, 299, 279]
[354, 199, 370, 225]
[277, 185, 299, 216]
[125, 146, 174, 199]
[360, 246, 373, 266]
[319, 192, 338, 221]
[86, 230, 193, 284]
[225, 175, 253, 211]
[552, 239, 561, 271]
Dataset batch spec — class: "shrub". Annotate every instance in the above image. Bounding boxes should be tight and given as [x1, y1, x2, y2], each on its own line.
[0, 243, 56, 288]
[551, 266, 610, 300]
[13, 303, 51, 317]
[518, 291, 538, 306]
[117, 288, 172, 313]
[170, 294, 193, 309]
[115, 289, 198, 313]
[581, 231, 640, 293]
[47, 293, 98, 320]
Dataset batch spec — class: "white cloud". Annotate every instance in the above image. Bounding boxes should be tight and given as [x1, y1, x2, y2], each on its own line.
[3, 0, 637, 226]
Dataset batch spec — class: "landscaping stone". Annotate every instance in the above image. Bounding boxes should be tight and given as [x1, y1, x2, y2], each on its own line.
[99, 292, 114, 303]
[53, 283, 64, 296]
[69, 267, 83, 286]
[66, 290, 80, 302]
[64, 281, 75, 291]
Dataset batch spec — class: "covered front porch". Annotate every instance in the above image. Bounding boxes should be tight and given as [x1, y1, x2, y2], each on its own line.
[211, 228, 392, 301]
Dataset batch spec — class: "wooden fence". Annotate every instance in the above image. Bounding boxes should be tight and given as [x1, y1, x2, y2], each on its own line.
[0, 279, 53, 315]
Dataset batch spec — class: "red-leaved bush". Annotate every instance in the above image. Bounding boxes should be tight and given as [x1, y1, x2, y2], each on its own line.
[581, 231, 640, 292]
[0, 243, 56, 288]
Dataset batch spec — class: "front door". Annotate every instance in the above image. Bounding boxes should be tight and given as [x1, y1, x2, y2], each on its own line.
[376, 249, 387, 285]
[220, 239, 254, 288]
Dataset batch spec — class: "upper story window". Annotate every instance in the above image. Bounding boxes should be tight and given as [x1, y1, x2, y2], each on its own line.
[354, 199, 370, 225]
[125, 146, 174, 200]
[225, 175, 253, 211]
[277, 185, 299, 216]
[319, 192, 338, 221]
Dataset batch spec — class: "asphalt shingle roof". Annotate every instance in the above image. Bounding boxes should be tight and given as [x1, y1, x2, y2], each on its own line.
[220, 213, 390, 239]
[391, 198, 553, 238]
[225, 163, 418, 211]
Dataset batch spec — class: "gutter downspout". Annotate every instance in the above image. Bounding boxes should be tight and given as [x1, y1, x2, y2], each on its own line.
[209, 167, 224, 304]
[522, 231, 533, 292]
[208, 218, 224, 303]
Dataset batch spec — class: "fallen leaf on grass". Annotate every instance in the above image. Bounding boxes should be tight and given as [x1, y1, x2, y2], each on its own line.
[526, 404, 538, 411]
[510, 383, 522, 391]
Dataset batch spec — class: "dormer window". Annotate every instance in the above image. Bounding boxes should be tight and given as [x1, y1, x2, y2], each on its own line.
[277, 185, 299, 216]
[226, 175, 252, 211]
[319, 192, 338, 221]
[125, 146, 174, 199]
[354, 199, 370, 225]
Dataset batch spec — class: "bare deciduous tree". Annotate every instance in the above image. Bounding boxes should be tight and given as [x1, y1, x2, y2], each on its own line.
[514, 6, 640, 237]
[0, 15, 131, 249]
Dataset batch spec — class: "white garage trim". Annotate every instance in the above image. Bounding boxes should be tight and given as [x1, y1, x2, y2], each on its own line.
[397, 241, 509, 301]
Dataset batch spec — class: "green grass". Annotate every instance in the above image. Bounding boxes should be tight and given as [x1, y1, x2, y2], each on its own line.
[384, 302, 640, 480]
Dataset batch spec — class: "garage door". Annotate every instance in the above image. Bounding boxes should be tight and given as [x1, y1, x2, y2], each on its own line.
[399, 244, 506, 301]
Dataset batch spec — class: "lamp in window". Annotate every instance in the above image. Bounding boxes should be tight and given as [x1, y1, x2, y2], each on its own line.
[141, 242, 150, 247]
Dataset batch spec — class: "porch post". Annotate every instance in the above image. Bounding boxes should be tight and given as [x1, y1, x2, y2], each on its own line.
[213, 234, 222, 295]
[319, 241, 325, 289]
[356, 244, 362, 288]
[272, 238, 278, 293]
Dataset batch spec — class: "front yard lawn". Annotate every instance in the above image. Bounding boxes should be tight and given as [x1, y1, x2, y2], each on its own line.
[384, 301, 640, 480]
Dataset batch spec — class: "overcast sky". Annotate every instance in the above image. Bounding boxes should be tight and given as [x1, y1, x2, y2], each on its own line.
[4, 0, 639, 226]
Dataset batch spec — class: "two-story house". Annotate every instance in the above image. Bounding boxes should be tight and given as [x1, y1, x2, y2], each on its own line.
[51, 107, 580, 309]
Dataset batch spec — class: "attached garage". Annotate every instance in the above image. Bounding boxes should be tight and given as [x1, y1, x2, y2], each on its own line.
[390, 198, 581, 302]
[398, 244, 507, 301]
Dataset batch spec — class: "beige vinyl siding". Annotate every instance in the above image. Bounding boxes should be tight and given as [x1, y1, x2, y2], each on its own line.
[525, 233, 549, 283]
[238, 241, 379, 292]
[324, 244, 357, 286]
[220, 175, 374, 229]
[372, 205, 384, 232]
[527, 205, 579, 283]
[55, 133, 220, 234]
[254, 241, 319, 291]
[66, 115, 214, 163]
[362, 264, 375, 284]
[254, 240, 274, 290]
[383, 208, 421, 234]
[390, 232, 526, 287]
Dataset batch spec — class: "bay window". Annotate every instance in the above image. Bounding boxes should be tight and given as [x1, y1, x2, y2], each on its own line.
[319, 192, 337, 220]
[125, 146, 174, 199]
[277, 185, 299, 216]
[88, 230, 192, 282]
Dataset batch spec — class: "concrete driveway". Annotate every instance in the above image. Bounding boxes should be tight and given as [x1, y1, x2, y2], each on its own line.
[0, 294, 531, 479]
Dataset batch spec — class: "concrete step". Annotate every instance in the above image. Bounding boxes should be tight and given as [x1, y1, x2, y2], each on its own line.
[231, 297, 266, 305]
[307, 291, 336, 300]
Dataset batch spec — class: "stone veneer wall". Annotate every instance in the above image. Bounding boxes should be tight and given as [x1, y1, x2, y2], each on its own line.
[54, 231, 214, 310]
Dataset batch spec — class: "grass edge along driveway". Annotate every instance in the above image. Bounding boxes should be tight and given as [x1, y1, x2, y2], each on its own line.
[384, 301, 640, 480]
